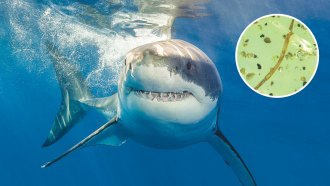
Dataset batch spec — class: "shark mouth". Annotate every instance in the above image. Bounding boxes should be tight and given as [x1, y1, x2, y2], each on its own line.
[128, 88, 193, 102]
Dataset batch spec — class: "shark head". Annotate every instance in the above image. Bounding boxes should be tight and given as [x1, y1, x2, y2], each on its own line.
[118, 39, 222, 128]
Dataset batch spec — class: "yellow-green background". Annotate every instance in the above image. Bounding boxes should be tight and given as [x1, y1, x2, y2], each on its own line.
[236, 15, 318, 97]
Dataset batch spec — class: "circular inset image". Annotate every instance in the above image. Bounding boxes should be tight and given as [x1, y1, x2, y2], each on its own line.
[236, 14, 319, 98]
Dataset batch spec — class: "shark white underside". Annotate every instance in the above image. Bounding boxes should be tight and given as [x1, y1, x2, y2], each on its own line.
[42, 39, 257, 186]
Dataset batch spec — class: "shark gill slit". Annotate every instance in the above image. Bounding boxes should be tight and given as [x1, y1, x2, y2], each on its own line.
[254, 19, 295, 90]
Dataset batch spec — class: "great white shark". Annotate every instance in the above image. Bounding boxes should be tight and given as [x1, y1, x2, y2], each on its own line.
[42, 39, 257, 186]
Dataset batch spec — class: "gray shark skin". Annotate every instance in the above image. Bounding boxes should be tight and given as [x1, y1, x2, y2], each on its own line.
[42, 39, 257, 186]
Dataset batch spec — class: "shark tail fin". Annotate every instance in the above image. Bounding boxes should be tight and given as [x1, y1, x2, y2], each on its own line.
[42, 43, 92, 147]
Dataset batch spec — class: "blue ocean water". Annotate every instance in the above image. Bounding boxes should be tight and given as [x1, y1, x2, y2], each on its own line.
[1, 0, 330, 186]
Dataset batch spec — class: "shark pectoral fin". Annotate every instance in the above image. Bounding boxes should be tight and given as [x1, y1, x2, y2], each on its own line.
[208, 130, 257, 186]
[41, 116, 124, 168]
[87, 120, 128, 146]
[43, 42, 92, 147]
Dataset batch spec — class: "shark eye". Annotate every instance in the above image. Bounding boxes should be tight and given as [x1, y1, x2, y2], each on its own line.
[124, 59, 126, 66]
[187, 61, 192, 70]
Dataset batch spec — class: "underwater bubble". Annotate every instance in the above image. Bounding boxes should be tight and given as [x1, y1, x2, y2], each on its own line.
[236, 14, 319, 98]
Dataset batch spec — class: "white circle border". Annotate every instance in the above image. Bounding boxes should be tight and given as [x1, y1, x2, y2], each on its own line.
[235, 13, 320, 98]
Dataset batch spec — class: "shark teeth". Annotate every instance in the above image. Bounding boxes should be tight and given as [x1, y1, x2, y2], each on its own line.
[132, 89, 192, 102]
